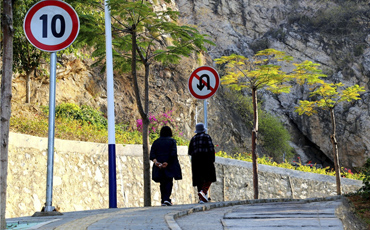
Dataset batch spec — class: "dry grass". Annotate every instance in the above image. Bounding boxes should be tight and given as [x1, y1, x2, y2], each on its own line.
[347, 194, 370, 229]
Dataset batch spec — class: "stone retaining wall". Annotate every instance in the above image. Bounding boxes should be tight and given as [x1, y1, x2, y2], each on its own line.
[211, 157, 362, 202]
[6, 133, 363, 218]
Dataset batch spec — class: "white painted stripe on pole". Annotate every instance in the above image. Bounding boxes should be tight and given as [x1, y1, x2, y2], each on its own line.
[105, 0, 115, 145]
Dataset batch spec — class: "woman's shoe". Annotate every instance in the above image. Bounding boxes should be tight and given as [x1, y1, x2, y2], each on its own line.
[198, 191, 208, 202]
[163, 200, 173, 206]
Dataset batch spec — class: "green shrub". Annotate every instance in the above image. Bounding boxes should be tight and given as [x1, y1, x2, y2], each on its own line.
[216, 151, 364, 180]
[55, 103, 80, 119]
[55, 103, 108, 130]
[116, 126, 143, 144]
[216, 151, 252, 162]
[217, 151, 288, 166]
[224, 90, 293, 161]
[359, 158, 370, 198]
[10, 114, 49, 137]
[259, 112, 294, 162]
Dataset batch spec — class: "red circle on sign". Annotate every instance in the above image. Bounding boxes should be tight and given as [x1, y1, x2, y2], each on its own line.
[188, 66, 220, 100]
[23, 0, 79, 52]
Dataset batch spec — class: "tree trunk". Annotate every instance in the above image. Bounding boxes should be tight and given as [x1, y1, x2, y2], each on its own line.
[25, 69, 35, 104]
[251, 88, 259, 199]
[330, 108, 341, 195]
[1, 0, 13, 228]
[143, 63, 151, 207]
[142, 114, 151, 207]
[131, 26, 151, 207]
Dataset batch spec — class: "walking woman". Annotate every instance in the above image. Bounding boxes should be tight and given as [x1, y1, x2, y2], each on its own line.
[188, 123, 216, 203]
[150, 126, 182, 206]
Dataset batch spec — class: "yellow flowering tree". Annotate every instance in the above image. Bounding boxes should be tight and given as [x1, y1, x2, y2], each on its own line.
[215, 49, 323, 199]
[296, 80, 365, 195]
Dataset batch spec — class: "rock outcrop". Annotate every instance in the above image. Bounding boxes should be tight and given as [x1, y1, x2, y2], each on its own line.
[175, 0, 370, 169]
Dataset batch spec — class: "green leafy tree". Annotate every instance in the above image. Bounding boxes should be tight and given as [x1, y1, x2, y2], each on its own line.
[72, 0, 214, 206]
[215, 49, 322, 199]
[296, 78, 365, 195]
[13, 0, 44, 103]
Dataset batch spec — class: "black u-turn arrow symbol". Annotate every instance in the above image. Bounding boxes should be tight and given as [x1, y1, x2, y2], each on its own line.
[197, 74, 210, 90]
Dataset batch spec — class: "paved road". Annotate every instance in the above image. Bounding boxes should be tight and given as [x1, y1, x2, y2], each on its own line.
[6, 197, 345, 230]
[224, 201, 343, 229]
[177, 200, 344, 230]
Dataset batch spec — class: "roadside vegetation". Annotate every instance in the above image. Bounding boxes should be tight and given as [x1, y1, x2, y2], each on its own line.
[346, 158, 370, 228]
[215, 151, 363, 181]
[10, 103, 188, 146]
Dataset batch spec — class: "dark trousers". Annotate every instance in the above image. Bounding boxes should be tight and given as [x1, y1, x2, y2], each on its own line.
[160, 177, 173, 203]
[196, 181, 212, 194]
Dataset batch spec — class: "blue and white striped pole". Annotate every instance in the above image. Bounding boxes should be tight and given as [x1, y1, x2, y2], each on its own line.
[104, 0, 117, 209]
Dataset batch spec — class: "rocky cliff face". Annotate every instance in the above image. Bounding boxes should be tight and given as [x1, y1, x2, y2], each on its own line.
[11, 51, 250, 156]
[10, 0, 370, 170]
[175, 0, 370, 169]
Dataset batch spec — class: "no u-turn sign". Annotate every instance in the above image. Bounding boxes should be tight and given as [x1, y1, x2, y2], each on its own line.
[188, 66, 220, 100]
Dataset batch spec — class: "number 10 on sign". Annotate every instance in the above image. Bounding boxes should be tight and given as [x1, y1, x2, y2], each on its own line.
[39, 14, 66, 38]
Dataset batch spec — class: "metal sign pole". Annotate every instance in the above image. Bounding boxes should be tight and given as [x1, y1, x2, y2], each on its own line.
[203, 99, 208, 132]
[45, 52, 57, 212]
[195, 106, 198, 124]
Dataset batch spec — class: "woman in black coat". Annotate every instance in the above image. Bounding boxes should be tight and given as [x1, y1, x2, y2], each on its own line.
[188, 123, 216, 203]
[150, 126, 182, 206]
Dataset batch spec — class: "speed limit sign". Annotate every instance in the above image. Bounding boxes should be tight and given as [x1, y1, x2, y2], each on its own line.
[23, 0, 80, 52]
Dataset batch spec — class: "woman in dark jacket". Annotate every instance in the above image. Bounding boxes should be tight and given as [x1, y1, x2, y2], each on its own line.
[150, 126, 182, 206]
[188, 123, 216, 203]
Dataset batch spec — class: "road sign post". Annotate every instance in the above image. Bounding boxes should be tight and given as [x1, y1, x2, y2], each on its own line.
[204, 99, 208, 131]
[104, 0, 117, 209]
[188, 66, 220, 131]
[45, 52, 57, 213]
[24, 0, 79, 214]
